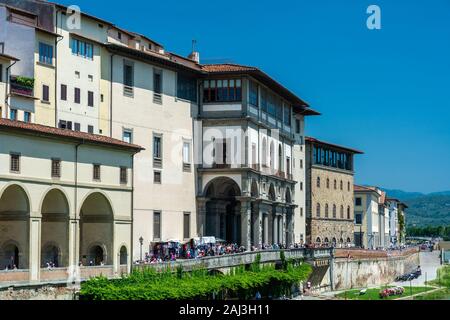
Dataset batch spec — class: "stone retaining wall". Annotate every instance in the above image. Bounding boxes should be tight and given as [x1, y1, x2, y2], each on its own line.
[332, 248, 420, 290]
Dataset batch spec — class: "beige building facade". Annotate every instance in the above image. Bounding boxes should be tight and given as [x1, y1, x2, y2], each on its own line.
[0, 118, 141, 283]
[305, 137, 363, 247]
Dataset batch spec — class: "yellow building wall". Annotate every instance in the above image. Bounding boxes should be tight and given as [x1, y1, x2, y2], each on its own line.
[33, 31, 56, 127]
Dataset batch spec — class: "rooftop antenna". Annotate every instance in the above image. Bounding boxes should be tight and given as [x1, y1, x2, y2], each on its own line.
[188, 39, 200, 63]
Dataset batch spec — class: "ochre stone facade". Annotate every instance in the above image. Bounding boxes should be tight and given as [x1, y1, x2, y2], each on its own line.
[305, 137, 363, 247]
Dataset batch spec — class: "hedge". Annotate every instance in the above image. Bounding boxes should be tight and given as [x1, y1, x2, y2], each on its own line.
[80, 256, 312, 300]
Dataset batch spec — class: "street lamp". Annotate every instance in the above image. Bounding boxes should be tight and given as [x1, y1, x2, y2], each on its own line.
[139, 236, 144, 262]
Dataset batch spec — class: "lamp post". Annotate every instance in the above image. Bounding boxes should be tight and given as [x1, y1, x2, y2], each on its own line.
[139, 236, 144, 263]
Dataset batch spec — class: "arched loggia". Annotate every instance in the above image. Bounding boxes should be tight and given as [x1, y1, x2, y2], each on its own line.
[0, 184, 30, 269]
[41, 189, 69, 267]
[204, 177, 242, 244]
[79, 192, 113, 266]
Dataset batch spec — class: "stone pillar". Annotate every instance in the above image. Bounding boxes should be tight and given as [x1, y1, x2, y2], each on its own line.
[273, 214, 278, 245]
[29, 216, 41, 282]
[263, 213, 268, 245]
[281, 212, 287, 245]
[197, 198, 208, 237]
[69, 218, 80, 267]
[252, 202, 262, 248]
[240, 201, 251, 250]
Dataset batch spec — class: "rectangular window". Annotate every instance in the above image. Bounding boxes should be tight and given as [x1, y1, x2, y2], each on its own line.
[249, 80, 258, 106]
[153, 211, 161, 240]
[74, 88, 80, 104]
[0, 64, 3, 82]
[153, 70, 162, 94]
[10, 153, 20, 173]
[286, 157, 291, 175]
[153, 135, 162, 168]
[93, 164, 101, 181]
[67, 121, 72, 130]
[42, 85, 49, 102]
[51, 159, 61, 178]
[203, 79, 242, 103]
[153, 69, 162, 104]
[74, 122, 81, 131]
[355, 197, 362, 206]
[58, 120, 67, 129]
[61, 84, 67, 101]
[71, 38, 93, 60]
[284, 105, 291, 126]
[88, 91, 94, 107]
[177, 73, 197, 102]
[295, 119, 300, 134]
[120, 167, 127, 184]
[183, 212, 190, 239]
[355, 212, 363, 224]
[39, 42, 53, 65]
[123, 60, 134, 96]
[123, 130, 132, 143]
[10, 109, 17, 120]
[24, 112, 31, 123]
[153, 171, 161, 184]
[88, 125, 94, 134]
[183, 141, 191, 171]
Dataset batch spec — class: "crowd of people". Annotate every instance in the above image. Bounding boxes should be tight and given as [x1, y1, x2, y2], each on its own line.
[134, 241, 313, 265]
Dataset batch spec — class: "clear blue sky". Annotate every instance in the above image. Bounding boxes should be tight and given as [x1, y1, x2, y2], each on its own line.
[60, 0, 450, 193]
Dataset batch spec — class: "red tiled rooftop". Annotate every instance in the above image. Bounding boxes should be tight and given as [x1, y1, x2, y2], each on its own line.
[354, 185, 378, 192]
[201, 63, 259, 73]
[0, 119, 143, 151]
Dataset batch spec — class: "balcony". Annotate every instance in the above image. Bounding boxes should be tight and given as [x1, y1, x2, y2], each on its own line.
[10, 76, 34, 98]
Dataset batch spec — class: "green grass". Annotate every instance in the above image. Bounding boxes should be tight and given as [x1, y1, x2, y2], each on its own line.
[336, 286, 434, 300]
[414, 288, 450, 300]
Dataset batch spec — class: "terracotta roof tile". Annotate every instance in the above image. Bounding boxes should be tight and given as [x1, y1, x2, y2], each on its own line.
[0, 119, 143, 151]
[201, 63, 258, 73]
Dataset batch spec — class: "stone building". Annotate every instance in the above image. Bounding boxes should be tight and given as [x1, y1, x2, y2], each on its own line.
[0, 118, 141, 283]
[196, 65, 319, 248]
[305, 137, 363, 247]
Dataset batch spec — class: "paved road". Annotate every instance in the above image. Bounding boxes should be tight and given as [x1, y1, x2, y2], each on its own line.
[391, 250, 441, 287]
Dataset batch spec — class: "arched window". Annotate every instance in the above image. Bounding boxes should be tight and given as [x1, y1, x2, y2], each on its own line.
[316, 237, 321, 243]
[278, 144, 283, 172]
[326, 178, 330, 189]
[269, 141, 275, 169]
[316, 203, 321, 217]
[340, 180, 343, 190]
[332, 238, 337, 247]
[262, 138, 267, 166]
[347, 237, 351, 243]
[332, 204, 336, 218]
[348, 181, 351, 191]
[334, 179, 337, 189]
[340, 205, 344, 219]
[324, 237, 329, 244]
[347, 206, 351, 220]
[317, 177, 320, 188]
[325, 204, 329, 218]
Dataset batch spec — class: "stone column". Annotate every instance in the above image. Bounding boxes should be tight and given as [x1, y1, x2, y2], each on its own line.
[29, 216, 41, 282]
[197, 198, 208, 237]
[281, 212, 287, 245]
[240, 201, 251, 250]
[263, 213, 269, 245]
[69, 218, 80, 267]
[252, 202, 262, 248]
[273, 214, 278, 245]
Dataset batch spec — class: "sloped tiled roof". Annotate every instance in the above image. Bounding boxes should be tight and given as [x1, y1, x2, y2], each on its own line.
[306, 137, 364, 154]
[201, 63, 258, 73]
[0, 119, 143, 151]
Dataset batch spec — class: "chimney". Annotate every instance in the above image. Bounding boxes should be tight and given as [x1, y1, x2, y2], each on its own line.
[188, 39, 200, 63]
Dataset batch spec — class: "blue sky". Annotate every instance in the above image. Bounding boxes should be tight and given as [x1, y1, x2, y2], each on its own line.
[59, 0, 450, 193]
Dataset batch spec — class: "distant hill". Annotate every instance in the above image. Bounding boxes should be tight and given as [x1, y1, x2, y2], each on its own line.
[379, 189, 450, 227]
[381, 189, 424, 200]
